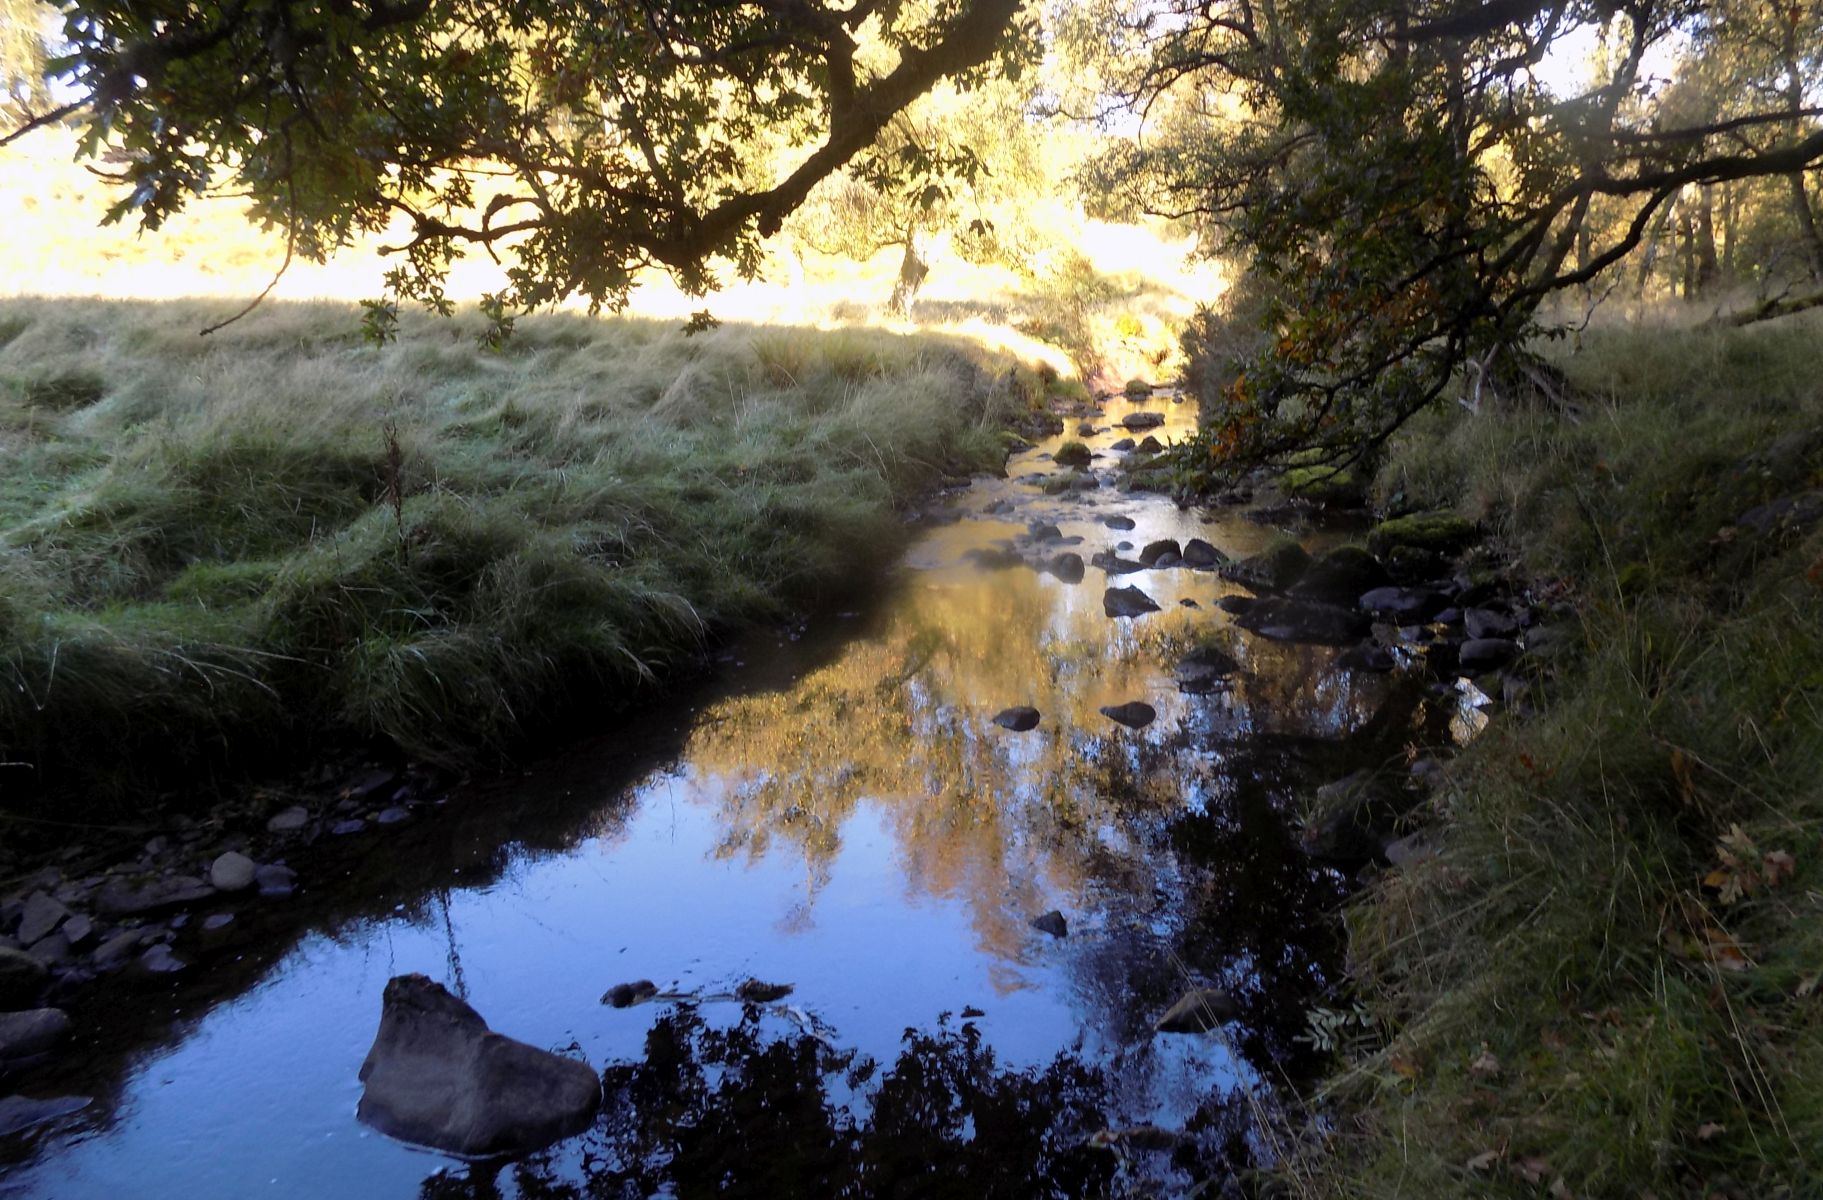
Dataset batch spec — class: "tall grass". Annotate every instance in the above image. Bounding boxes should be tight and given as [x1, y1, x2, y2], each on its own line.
[1294, 315, 1823, 1195]
[0, 299, 1025, 801]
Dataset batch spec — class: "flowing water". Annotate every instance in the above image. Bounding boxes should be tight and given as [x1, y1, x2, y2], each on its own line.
[3, 395, 1441, 1198]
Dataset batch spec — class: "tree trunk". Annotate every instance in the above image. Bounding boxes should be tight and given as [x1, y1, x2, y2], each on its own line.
[1694, 185, 1719, 294]
[1786, 172, 1823, 281]
[1678, 202, 1696, 300]
[1782, 19, 1823, 281]
[887, 233, 928, 317]
[1637, 203, 1675, 304]
[1719, 181, 1738, 276]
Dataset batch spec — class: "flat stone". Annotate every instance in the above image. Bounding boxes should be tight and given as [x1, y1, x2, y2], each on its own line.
[1099, 701, 1157, 729]
[136, 944, 187, 974]
[0, 946, 49, 1007]
[90, 930, 148, 968]
[59, 914, 92, 947]
[1464, 607, 1518, 640]
[1154, 988, 1239, 1033]
[1030, 910, 1068, 938]
[25, 934, 70, 968]
[1459, 637, 1520, 671]
[1121, 411, 1165, 430]
[735, 979, 794, 1003]
[1091, 550, 1146, 574]
[0, 1008, 71, 1061]
[16, 893, 69, 947]
[209, 851, 257, 893]
[266, 806, 311, 834]
[1108, 439, 1136, 453]
[601, 980, 658, 1008]
[991, 706, 1041, 732]
[0, 1094, 91, 1137]
[95, 875, 215, 917]
[255, 864, 298, 898]
[1359, 586, 1448, 623]
[376, 806, 412, 826]
[332, 819, 368, 836]
[1103, 586, 1161, 619]
[344, 767, 401, 802]
[358, 974, 601, 1158]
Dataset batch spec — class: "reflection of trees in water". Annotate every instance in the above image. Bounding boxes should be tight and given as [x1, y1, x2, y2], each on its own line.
[418, 1006, 1261, 1200]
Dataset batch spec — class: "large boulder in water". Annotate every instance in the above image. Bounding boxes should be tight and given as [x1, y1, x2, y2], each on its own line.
[357, 974, 600, 1158]
[1233, 598, 1370, 645]
[1103, 586, 1161, 618]
[1219, 541, 1311, 593]
[1292, 546, 1390, 602]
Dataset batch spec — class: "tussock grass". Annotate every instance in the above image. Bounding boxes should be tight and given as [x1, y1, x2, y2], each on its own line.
[0, 298, 1024, 801]
[1297, 316, 1823, 1197]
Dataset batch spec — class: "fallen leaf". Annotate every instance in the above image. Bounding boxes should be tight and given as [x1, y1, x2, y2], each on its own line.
[1512, 1155, 1551, 1184]
[1762, 849, 1796, 885]
[1797, 970, 1821, 998]
[1470, 1045, 1500, 1078]
[1466, 1150, 1499, 1172]
[1549, 1178, 1575, 1200]
[1695, 1121, 1725, 1141]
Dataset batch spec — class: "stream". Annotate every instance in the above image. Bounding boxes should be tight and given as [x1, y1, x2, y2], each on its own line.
[2, 394, 1448, 1198]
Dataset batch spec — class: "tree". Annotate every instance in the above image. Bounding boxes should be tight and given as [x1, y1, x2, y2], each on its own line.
[1, 0, 49, 121]
[3, 0, 1037, 335]
[1088, 0, 1823, 466]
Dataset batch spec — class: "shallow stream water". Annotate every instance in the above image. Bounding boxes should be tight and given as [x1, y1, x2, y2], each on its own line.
[3, 395, 1439, 1198]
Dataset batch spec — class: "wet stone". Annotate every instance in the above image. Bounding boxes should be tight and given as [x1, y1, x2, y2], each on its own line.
[1091, 551, 1146, 575]
[1030, 911, 1068, 938]
[136, 944, 187, 975]
[1136, 435, 1164, 454]
[16, 893, 69, 947]
[201, 913, 236, 933]
[59, 914, 91, 948]
[266, 806, 310, 834]
[1358, 586, 1448, 624]
[332, 819, 368, 836]
[1099, 701, 1157, 730]
[1180, 538, 1225, 568]
[1103, 586, 1161, 618]
[1463, 607, 1518, 640]
[1121, 411, 1165, 430]
[25, 934, 70, 968]
[602, 980, 659, 1008]
[735, 979, 794, 1003]
[95, 875, 215, 917]
[1026, 521, 1063, 543]
[90, 931, 146, 969]
[376, 806, 412, 826]
[209, 852, 257, 893]
[1459, 637, 1520, 671]
[0, 1008, 71, 1061]
[1234, 598, 1371, 646]
[255, 864, 298, 898]
[0, 1094, 91, 1138]
[1047, 551, 1085, 584]
[1108, 438, 1136, 453]
[1338, 643, 1398, 673]
[1138, 539, 1181, 567]
[991, 706, 1042, 732]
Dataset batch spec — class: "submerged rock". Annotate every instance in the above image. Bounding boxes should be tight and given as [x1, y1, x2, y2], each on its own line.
[1099, 701, 1157, 729]
[1233, 598, 1370, 645]
[1047, 551, 1086, 584]
[0, 1094, 90, 1137]
[991, 706, 1042, 732]
[0, 1008, 70, 1062]
[358, 974, 601, 1158]
[1291, 546, 1389, 602]
[735, 979, 794, 1003]
[1030, 911, 1068, 938]
[1220, 541, 1311, 593]
[1102, 514, 1137, 530]
[1174, 645, 1240, 693]
[1091, 550, 1146, 575]
[94, 875, 215, 917]
[1458, 637, 1520, 671]
[1108, 439, 1137, 453]
[1358, 586, 1448, 624]
[1121, 411, 1165, 431]
[1153, 988, 1238, 1033]
[601, 980, 658, 1009]
[1103, 586, 1161, 618]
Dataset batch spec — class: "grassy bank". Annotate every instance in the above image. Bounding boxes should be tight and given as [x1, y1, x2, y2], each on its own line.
[1294, 316, 1823, 1195]
[0, 299, 1032, 802]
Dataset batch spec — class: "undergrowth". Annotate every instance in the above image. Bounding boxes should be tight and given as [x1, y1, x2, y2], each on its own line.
[1292, 315, 1823, 1197]
[0, 299, 1029, 803]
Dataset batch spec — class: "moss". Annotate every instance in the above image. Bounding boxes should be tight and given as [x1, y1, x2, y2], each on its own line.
[1365, 509, 1477, 557]
[1123, 377, 1151, 397]
[1053, 440, 1092, 469]
[1282, 463, 1363, 504]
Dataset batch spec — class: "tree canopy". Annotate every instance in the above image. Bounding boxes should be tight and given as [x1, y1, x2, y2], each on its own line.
[4, 0, 1037, 334]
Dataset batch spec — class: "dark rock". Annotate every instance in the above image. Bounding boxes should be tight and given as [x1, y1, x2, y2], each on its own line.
[376, 806, 412, 826]
[358, 974, 601, 1157]
[1047, 552, 1085, 584]
[1463, 607, 1518, 640]
[59, 915, 91, 947]
[1099, 701, 1157, 729]
[1219, 541, 1311, 593]
[16, 893, 69, 947]
[1434, 606, 1463, 625]
[331, 819, 368, 836]
[1234, 598, 1371, 645]
[1367, 510, 1477, 558]
[255, 864, 298, 898]
[95, 875, 215, 917]
[1358, 586, 1448, 624]
[1103, 586, 1161, 618]
[1179, 598, 1199, 608]
[209, 852, 257, 893]
[735, 979, 794, 1003]
[1108, 438, 1136, 453]
[1215, 594, 1258, 616]
[1736, 490, 1823, 535]
[1383, 831, 1438, 869]
[1153, 988, 1238, 1033]
[1076, 421, 1096, 436]
[1091, 550, 1146, 574]
[1103, 514, 1136, 530]
[0, 1008, 71, 1061]
[991, 706, 1042, 732]
[1180, 538, 1225, 568]
[963, 546, 1025, 571]
[1121, 411, 1165, 430]
[1137, 539, 1181, 567]
[344, 768, 401, 802]
[0, 1094, 90, 1137]
[1030, 911, 1068, 938]
[90, 931, 148, 969]
[1302, 771, 1415, 862]
[1384, 544, 1450, 583]
[1175, 645, 1239, 693]
[25, 934, 70, 968]
[266, 806, 310, 834]
[1052, 441, 1092, 469]
[1458, 637, 1520, 671]
[1338, 643, 1397, 673]
[136, 945, 187, 974]
[201, 913, 236, 933]
[602, 980, 658, 1009]
[1026, 521, 1064, 543]
[1151, 550, 1183, 569]
[1136, 435, 1164, 454]
[1292, 546, 1390, 602]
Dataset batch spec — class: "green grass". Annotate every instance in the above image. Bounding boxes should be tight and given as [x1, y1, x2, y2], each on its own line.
[1292, 315, 1823, 1196]
[0, 298, 1022, 801]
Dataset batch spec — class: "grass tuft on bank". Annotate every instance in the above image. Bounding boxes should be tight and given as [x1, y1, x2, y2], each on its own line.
[1298, 316, 1823, 1196]
[0, 299, 1031, 801]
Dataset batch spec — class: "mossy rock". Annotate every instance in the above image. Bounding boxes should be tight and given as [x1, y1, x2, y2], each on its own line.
[1042, 471, 1096, 495]
[1368, 510, 1477, 558]
[1123, 378, 1151, 398]
[1053, 440, 1092, 469]
[1282, 464, 1363, 505]
[1119, 467, 1172, 494]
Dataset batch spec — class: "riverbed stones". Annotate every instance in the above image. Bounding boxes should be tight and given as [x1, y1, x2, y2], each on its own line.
[1091, 550, 1146, 574]
[59, 914, 91, 948]
[1367, 510, 1477, 559]
[1458, 637, 1520, 671]
[1053, 442, 1092, 469]
[136, 945, 187, 975]
[1103, 586, 1161, 618]
[1121, 411, 1165, 431]
[95, 875, 214, 917]
[0, 951, 48, 1007]
[1180, 538, 1225, 568]
[735, 979, 794, 1003]
[208, 852, 257, 893]
[1102, 514, 1136, 530]
[0, 1008, 71, 1062]
[1291, 546, 1390, 602]
[1108, 438, 1136, 452]
[255, 864, 297, 898]
[1048, 551, 1085, 584]
[1233, 598, 1370, 645]
[1137, 539, 1181, 567]
[601, 980, 658, 1008]
[331, 819, 367, 836]
[1220, 542, 1311, 593]
[0, 1094, 90, 1137]
[1463, 607, 1518, 640]
[25, 935, 70, 968]
[991, 706, 1042, 732]
[376, 806, 412, 826]
[266, 806, 311, 834]
[1026, 521, 1064, 543]
[1030, 910, 1068, 938]
[1174, 645, 1240, 694]
[1099, 701, 1157, 730]
[358, 974, 601, 1158]
[1153, 988, 1238, 1033]
[1358, 586, 1447, 624]
[16, 893, 69, 947]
